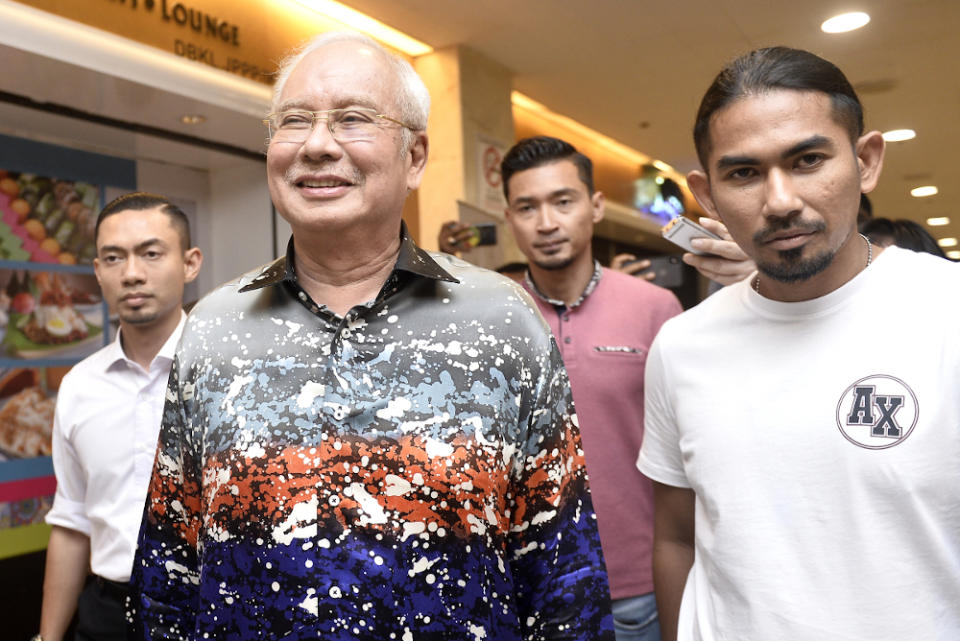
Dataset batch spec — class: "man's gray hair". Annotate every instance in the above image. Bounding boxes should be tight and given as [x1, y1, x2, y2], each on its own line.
[271, 31, 430, 151]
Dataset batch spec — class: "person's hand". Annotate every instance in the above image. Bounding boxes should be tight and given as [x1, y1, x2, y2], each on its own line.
[611, 253, 656, 281]
[438, 221, 475, 255]
[681, 217, 756, 285]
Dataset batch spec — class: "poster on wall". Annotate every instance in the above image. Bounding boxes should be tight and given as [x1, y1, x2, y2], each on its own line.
[476, 135, 509, 213]
[0, 136, 135, 559]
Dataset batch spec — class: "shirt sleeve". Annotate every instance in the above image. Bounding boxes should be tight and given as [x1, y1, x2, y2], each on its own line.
[129, 355, 203, 640]
[507, 341, 615, 640]
[46, 388, 92, 536]
[637, 331, 691, 488]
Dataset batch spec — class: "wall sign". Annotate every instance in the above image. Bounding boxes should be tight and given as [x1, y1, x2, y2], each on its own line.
[15, 0, 369, 85]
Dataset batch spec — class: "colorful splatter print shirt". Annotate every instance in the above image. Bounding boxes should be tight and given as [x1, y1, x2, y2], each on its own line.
[130, 230, 614, 641]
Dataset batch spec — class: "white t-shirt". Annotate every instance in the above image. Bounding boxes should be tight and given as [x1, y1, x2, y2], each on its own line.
[639, 247, 960, 640]
[46, 313, 185, 582]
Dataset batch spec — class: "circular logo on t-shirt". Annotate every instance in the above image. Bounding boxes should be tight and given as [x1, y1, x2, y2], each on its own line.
[836, 374, 918, 449]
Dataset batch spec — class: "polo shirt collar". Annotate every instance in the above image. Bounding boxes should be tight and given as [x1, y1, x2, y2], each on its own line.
[525, 260, 603, 310]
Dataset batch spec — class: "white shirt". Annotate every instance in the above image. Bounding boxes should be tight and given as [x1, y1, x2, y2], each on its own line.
[639, 247, 960, 640]
[46, 312, 186, 582]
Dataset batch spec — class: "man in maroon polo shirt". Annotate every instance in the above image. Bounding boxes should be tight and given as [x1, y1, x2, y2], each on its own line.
[501, 136, 682, 641]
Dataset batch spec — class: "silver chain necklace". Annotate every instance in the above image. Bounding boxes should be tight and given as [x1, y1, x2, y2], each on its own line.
[753, 233, 873, 294]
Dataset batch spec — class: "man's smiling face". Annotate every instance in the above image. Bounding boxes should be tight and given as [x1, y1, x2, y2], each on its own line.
[266, 40, 424, 235]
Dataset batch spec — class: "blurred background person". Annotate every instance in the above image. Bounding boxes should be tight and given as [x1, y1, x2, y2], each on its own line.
[862, 217, 948, 257]
[501, 135, 681, 641]
[38, 192, 202, 641]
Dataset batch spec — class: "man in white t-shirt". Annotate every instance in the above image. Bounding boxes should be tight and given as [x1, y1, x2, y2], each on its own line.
[37, 193, 202, 641]
[638, 46, 960, 641]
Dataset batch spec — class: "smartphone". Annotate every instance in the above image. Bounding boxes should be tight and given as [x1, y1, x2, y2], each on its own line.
[661, 217, 721, 255]
[645, 255, 684, 288]
[622, 255, 685, 289]
[468, 223, 497, 247]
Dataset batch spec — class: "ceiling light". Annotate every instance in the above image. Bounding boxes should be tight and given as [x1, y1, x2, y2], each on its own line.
[938, 237, 958, 248]
[947, 250, 960, 260]
[927, 217, 950, 226]
[911, 186, 939, 198]
[180, 114, 206, 125]
[882, 129, 916, 142]
[292, 1, 432, 56]
[821, 12, 871, 33]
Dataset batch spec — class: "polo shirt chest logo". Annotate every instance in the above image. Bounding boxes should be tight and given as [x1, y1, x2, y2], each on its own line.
[835, 374, 919, 449]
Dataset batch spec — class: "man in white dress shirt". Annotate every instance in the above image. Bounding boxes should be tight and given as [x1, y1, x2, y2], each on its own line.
[37, 192, 202, 641]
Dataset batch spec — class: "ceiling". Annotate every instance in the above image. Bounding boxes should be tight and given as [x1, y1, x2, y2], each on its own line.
[346, 0, 960, 247]
[1, 0, 958, 247]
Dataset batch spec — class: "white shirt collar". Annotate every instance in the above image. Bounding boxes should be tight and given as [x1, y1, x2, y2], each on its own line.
[107, 310, 187, 372]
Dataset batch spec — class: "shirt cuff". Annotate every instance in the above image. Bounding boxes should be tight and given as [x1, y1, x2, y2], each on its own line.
[45, 496, 93, 536]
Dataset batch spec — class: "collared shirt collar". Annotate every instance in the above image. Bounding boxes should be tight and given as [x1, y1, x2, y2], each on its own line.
[239, 221, 459, 295]
[106, 310, 187, 372]
[524, 260, 603, 310]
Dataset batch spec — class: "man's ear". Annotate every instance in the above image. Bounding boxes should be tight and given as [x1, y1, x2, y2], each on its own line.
[856, 130, 885, 193]
[591, 190, 606, 224]
[183, 247, 203, 284]
[687, 170, 722, 222]
[406, 133, 429, 191]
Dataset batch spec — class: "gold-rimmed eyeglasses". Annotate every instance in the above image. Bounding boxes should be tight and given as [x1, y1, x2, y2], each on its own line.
[263, 107, 415, 144]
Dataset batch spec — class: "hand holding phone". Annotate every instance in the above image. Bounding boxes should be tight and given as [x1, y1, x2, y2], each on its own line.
[661, 216, 722, 254]
[439, 221, 497, 253]
[467, 222, 497, 247]
[672, 217, 758, 286]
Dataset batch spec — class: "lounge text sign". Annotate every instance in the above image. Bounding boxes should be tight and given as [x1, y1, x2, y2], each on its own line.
[16, 0, 354, 85]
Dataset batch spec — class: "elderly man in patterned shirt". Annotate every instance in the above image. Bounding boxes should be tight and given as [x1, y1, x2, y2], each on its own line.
[129, 31, 613, 641]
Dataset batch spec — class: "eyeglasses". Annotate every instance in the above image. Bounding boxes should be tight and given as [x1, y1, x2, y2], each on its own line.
[263, 107, 415, 144]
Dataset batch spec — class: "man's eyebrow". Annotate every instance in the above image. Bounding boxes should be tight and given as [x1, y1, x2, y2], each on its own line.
[715, 154, 759, 171]
[715, 135, 835, 171]
[275, 97, 380, 112]
[782, 135, 833, 159]
[98, 238, 166, 255]
[134, 238, 167, 252]
[511, 188, 579, 205]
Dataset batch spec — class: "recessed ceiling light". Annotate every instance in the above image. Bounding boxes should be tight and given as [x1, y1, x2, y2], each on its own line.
[947, 250, 960, 260]
[938, 237, 958, 248]
[927, 217, 950, 226]
[180, 114, 206, 125]
[911, 186, 938, 198]
[821, 12, 870, 33]
[882, 129, 916, 142]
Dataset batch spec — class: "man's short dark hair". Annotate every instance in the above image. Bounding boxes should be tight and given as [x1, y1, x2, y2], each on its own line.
[693, 46, 864, 170]
[96, 192, 192, 251]
[501, 136, 594, 200]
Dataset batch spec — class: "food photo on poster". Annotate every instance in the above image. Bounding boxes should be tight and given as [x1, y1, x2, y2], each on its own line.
[0, 168, 100, 265]
[0, 268, 105, 363]
[0, 366, 65, 462]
